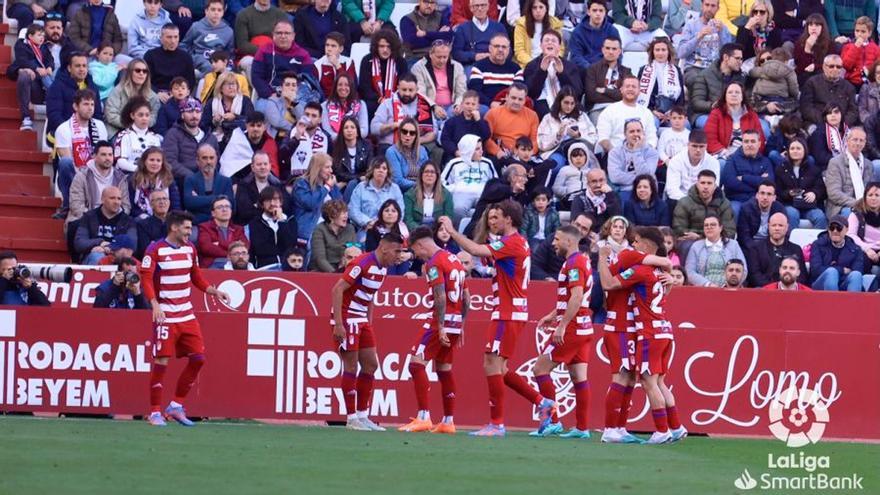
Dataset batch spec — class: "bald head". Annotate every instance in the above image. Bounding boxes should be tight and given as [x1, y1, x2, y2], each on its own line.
[768, 212, 788, 243]
[197, 144, 218, 176]
[101, 186, 123, 216]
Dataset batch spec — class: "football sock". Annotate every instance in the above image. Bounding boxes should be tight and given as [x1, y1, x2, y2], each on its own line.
[356, 372, 374, 413]
[652, 408, 669, 433]
[437, 370, 456, 418]
[341, 371, 357, 416]
[487, 374, 505, 425]
[503, 370, 542, 405]
[604, 382, 625, 428]
[535, 374, 558, 422]
[408, 362, 430, 413]
[667, 405, 681, 430]
[574, 380, 590, 431]
[149, 363, 167, 413]
[617, 385, 635, 428]
[173, 353, 205, 403]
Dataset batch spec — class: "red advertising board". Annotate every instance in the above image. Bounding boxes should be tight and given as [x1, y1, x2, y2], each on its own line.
[2, 271, 876, 440]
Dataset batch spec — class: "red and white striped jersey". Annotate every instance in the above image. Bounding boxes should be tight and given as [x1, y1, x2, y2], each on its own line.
[604, 248, 646, 333]
[337, 252, 387, 323]
[425, 249, 468, 334]
[556, 252, 593, 335]
[487, 233, 530, 321]
[140, 239, 210, 324]
[615, 264, 673, 340]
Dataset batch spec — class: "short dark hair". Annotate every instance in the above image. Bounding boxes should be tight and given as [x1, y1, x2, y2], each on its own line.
[698, 169, 717, 180]
[280, 71, 299, 84]
[726, 258, 745, 268]
[721, 43, 744, 59]
[409, 226, 434, 245]
[0, 251, 17, 264]
[170, 76, 189, 89]
[557, 224, 583, 241]
[205, 0, 226, 8]
[304, 101, 322, 115]
[210, 195, 231, 210]
[514, 136, 533, 149]
[758, 180, 776, 191]
[742, 129, 761, 139]
[381, 232, 404, 245]
[635, 226, 666, 257]
[166, 210, 194, 228]
[689, 129, 707, 144]
[117, 256, 137, 271]
[490, 199, 524, 228]
[326, 31, 346, 47]
[531, 186, 551, 202]
[210, 50, 230, 62]
[509, 82, 528, 94]
[94, 140, 113, 154]
[669, 106, 686, 116]
[246, 111, 266, 124]
[74, 89, 96, 105]
[587, 0, 607, 10]
[398, 73, 418, 85]
[542, 29, 562, 44]
[161, 22, 179, 32]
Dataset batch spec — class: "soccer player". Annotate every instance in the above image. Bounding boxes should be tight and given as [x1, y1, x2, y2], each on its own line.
[141, 210, 231, 427]
[532, 225, 594, 438]
[598, 227, 687, 444]
[439, 200, 555, 437]
[398, 227, 470, 434]
[331, 232, 405, 431]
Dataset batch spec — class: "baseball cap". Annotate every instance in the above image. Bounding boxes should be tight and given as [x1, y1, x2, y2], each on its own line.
[109, 234, 135, 251]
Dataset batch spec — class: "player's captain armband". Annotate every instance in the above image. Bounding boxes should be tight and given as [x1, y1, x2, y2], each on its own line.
[490, 240, 505, 251]
[568, 268, 580, 281]
[620, 268, 635, 280]
[141, 255, 152, 269]
[428, 266, 440, 281]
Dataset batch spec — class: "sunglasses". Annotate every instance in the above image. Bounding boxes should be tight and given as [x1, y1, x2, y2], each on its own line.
[829, 224, 845, 232]
[826, 64, 842, 69]
[400, 128, 417, 136]
[753, 9, 767, 14]
[133, 68, 149, 74]
[431, 39, 451, 47]
[45, 12, 63, 20]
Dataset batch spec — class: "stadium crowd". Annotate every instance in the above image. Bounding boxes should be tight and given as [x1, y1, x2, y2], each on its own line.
[7, 0, 880, 292]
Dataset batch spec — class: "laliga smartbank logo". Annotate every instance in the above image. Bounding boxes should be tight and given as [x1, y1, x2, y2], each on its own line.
[733, 386, 864, 491]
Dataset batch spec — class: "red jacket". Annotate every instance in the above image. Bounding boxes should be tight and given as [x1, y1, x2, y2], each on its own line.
[451, 0, 499, 27]
[841, 41, 880, 86]
[704, 107, 766, 155]
[196, 220, 249, 268]
[762, 282, 812, 291]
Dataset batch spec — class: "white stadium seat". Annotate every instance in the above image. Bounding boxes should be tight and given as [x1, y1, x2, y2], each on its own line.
[115, 1, 143, 32]
[621, 51, 649, 74]
[351, 42, 371, 79]
[789, 228, 822, 250]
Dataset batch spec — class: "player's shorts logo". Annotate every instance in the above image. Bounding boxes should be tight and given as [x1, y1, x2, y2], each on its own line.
[768, 386, 830, 448]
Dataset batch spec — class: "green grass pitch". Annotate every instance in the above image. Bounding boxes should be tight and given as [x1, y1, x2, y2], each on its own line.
[1, 416, 877, 494]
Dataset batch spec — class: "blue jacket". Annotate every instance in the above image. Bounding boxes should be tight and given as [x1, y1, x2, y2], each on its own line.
[721, 149, 775, 203]
[46, 68, 103, 137]
[809, 231, 866, 284]
[154, 97, 184, 136]
[735, 197, 787, 248]
[568, 18, 620, 69]
[440, 115, 491, 161]
[93, 279, 150, 310]
[385, 145, 429, 192]
[183, 172, 234, 225]
[452, 19, 507, 65]
[291, 179, 342, 241]
[624, 197, 671, 227]
[349, 180, 405, 228]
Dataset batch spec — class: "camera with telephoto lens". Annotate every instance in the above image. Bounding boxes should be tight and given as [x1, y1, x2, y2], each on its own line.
[12, 264, 72, 283]
[124, 271, 140, 285]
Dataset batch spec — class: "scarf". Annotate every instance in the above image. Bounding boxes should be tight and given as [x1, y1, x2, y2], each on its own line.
[27, 39, 46, 68]
[545, 61, 560, 105]
[390, 93, 432, 143]
[362, 0, 376, 22]
[847, 152, 866, 200]
[212, 94, 243, 127]
[326, 99, 362, 134]
[70, 117, 102, 168]
[625, 0, 652, 22]
[133, 179, 166, 218]
[289, 130, 329, 176]
[371, 57, 397, 100]
[637, 61, 680, 107]
[751, 22, 775, 55]
[825, 124, 847, 157]
[585, 189, 607, 214]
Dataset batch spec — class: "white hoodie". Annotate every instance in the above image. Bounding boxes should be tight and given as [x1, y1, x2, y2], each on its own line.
[440, 134, 497, 195]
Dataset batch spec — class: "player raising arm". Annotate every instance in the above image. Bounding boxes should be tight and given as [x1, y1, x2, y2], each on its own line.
[399, 227, 470, 434]
[140, 211, 231, 427]
[331, 233, 405, 431]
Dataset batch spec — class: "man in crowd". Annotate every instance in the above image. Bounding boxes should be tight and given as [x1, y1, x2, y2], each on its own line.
[198, 196, 248, 268]
[47, 52, 103, 143]
[736, 181, 789, 249]
[400, 0, 454, 60]
[55, 89, 109, 214]
[44, 14, 76, 72]
[746, 213, 808, 287]
[0, 251, 50, 306]
[569, 0, 620, 69]
[531, 213, 594, 280]
[464, 163, 529, 236]
[66, 141, 129, 227]
[611, 0, 666, 51]
[224, 241, 254, 270]
[596, 75, 658, 153]
[280, 102, 331, 179]
[800, 54, 859, 128]
[689, 43, 744, 127]
[825, 127, 874, 217]
[673, 170, 736, 240]
[810, 215, 865, 292]
[184, 144, 234, 224]
[145, 23, 196, 102]
[252, 20, 313, 113]
[370, 74, 436, 147]
[451, 0, 507, 66]
[675, 0, 732, 85]
[234, 0, 289, 72]
[665, 130, 720, 204]
[484, 83, 539, 159]
[294, 0, 350, 59]
[720, 130, 773, 217]
[763, 257, 811, 290]
[721, 259, 746, 288]
[220, 112, 280, 180]
[467, 34, 523, 112]
[571, 169, 622, 232]
[523, 30, 582, 118]
[584, 38, 632, 123]
[163, 98, 219, 184]
[234, 151, 289, 225]
[74, 186, 137, 265]
[94, 257, 150, 310]
[135, 190, 171, 259]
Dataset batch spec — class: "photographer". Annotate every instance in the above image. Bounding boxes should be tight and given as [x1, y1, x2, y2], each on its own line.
[0, 251, 50, 306]
[93, 257, 149, 309]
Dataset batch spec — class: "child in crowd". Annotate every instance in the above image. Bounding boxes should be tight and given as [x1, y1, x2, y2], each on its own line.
[501, 136, 555, 197]
[313, 32, 357, 98]
[552, 141, 598, 210]
[521, 187, 561, 251]
[749, 47, 799, 128]
[660, 226, 682, 266]
[155, 77, 191, 135]
[841, 16, 880, 90]
[282, 247, 306, 272]
[670, 265, 687, 286]
[657, 107, 690, 166]
[89, 42, 120, 102]
[196, 50, 251, 104]
[8, 24, 54, 130]
[766, 114, 808, 167]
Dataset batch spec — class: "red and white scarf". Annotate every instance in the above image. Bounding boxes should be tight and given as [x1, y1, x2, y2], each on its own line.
[390, 93, 432, 143]
[70, 117, 100, 168]
[825, 123, 847, 157]
[637, 62, 680, 107]
[27, 39, 46, 68]
[326, 99, 362, 134]
[372, 57, 397, 101]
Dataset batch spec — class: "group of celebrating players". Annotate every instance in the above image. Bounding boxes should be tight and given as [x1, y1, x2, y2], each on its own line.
[138, 202, 686, 443]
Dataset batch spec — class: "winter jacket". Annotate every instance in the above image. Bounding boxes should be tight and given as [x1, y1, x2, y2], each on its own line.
[386, 145, 430, 192]
[689, 63, 746, 119]
[309, 222, 357, 272]
[825, 0, 877, 38]
[247, 214, 299, 268]
[569, 18, 620, 69]
[685, 238, 747, 286]
[704, 107, 766, 155]
[809, 231, 866, 284]
[766, 127, 807, 156]
[841, 40, 880, 87]
[183, 172, 234, 225]
[341, 0, 394, 22]
[410, 58, 467, 108]
[233, 173, 291, 226]
[859, 82, 880, 124]
[162, 124, 220, 181]
[74, 207, 137, 256]
[67, 165, 131, 227]
[251, 43, 314, 99]
[749, 59, 799, 113]
[400, 6, 454, 59]
[88, 60, 118, 101]
[127, 9, 172, 59]
[403, 186, 455, 231]
[291, 179, 343, 241]
[233, 5, 288, 57]
[513, 16, 565, 68]
[864, 114, 880, 160]
[439, 115, 491, 162]
[721, 148, 775, 202]
[799, 75, 859, 127]
[349, 179, 405, 229]
[6, 38, 53, 80]
[746, 237, 808, 287]
[774, 159, 826, 210]
[735, 197, 787, 248]
[824, 152, 874, 217]
[200, 96, 255, 143]
[134, 215, 167, 259]
[294, 6, 350, 59]
[440, 156, 498, 197]
[523, 56, 582, 104]
[584, 60, 632, 106]
[154, 97, 184, 136]
[570, 190, 623, 233]
[611, 0, 664, 31]
[93, 279, 150, 310]
[332, 139, 373, 185]
[180, 17, 235, 74]
[735, 24, 783, 60]
[624, 197, 670, 226]
[195, 219, 248, 268]
[102, 85, 161, 136]
[520, 204, 561, 242]
[46, 69, 103, 137]
[465, 178, 531, 237]
[807, 125, 847, 171]
[68, 4, 123, 55]
[672, 185, 737, 237]
[451, 18, 508, 65]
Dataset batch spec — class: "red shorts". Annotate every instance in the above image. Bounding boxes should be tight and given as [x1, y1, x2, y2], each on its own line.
[543, 331, 592, 365]
[635, 337, 673, 376]
[336, 320, 376, 352]
[602, 331, 637, 374]
[152, 319, 204, 359]
[484, 320, 525, 358]
[411, 323, 460, 365]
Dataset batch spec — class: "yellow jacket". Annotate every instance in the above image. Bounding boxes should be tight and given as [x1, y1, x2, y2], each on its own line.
[513, 16, 565, 68]
[198, 71, 252, 102]
[715, 0, 755, 36]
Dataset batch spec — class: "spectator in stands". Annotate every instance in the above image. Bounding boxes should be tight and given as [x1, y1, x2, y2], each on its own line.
[859, 61, 880, 124]
[43, 13, 75, 72]
[321, 73, 368, 142]
[412, 40, 466, 120]
[8, 24, 54, 131]
[825, 0, 875, 42]
[825, 126, 873, 217]
[145, 23, 196, 101]
[673, 169, 736, 239]
[337, 245, 363, 271]
[94, 233, 136, 266]
[484, 83, 539, 159]
[676, 0, 732, 85]
[196, 50, 251, 104]
[808, 103, 848, 172]
[183, 144, 233, 224]
[134, 189, 170, 258]
[292, 153, 342, 244]
[225, 241, 254, 270]
[342, 0, 394, 42]
[252, 20, 313, 111]
[625, 174, 669, 226]
[539, 91, 597, 167]
[766, 114, 807, 166]
[520, 187, 560, 250]
[278, 102, 330, 180]
[247, 186, 299, 269]
[552, 142, 599, 208]
[282, 247, 307, 271]
[220, 112, 280, 181]
[763, 256, 810, 290]
[660, 226, 682, 265]
[523, 31, 580, 119]
[68, 0, 124, 60]
[202, 72, 255, 146]
[513, 0, 564, 68]
[464, 162, 529, 237]
[451, 0, 507, 66]
[313, 32, 357, 98]
[467, 33, 523, 112]
[365, 200, 414, 276]
[164, 98, 220, 184]
[400, 0, 453, 60]
[611, 0, 665, 51]
[685, 214, 747, 286]
[810, 215, 865, 291]
[331, 116, 374, 191]
[736, 180, 789, 248]
[452, 0, 499, 27]
[584, 38, 631, 124]
[705, 82, 766, 164]
[0, 251, 50, 307]
[403, 162, 453, 230]
[309, 200, 357, 272]
[569, 0, 619, 70]
[93, 257, 149, 309]
[440, 134, 498, 220]
[596, 76, 658, 153]
[596, 215, 633, 255]
[800, 54, 858, 128]
[197, 196, 248, 268]
[47, 53, 103, 142]
[75, 186, 137, 265]
[349, 158, 405, 230]
[234, 0, 289, 71]
[570, 168, 621, 233]
[670, 265, 687, 285]
[665, 130, 721, 202]
[129, 148, 181, 220]
[636, 39, 686, 131]
[793, 14, 837, 86]
[180, 0, 234, 75]
[153, 77, 190, 135]
[114, 97, 164, 174]
[359, 29, 409, 118]
[746, 212, 808, 287]
[295, 0, 350, 59]
[128, 0, 173, 60]
[263, 71, 303, 140]
[689, 43, 745, 127]
[530, 212, 594, 280]
[721, 258, 746, 288]
[440, 91, 490, 163]
[721, 130, 773, 216]
[54, 89, 109, 213]
[734, 0, 782, 60]
[607, 119, 660, 199]
[840, 16, 878, 89]
[370, 73, 436, 147]
[847, 182, 880, 269]
[5, 0, 53, 29]
[103, 59, 161, 136]
[385, 117, 430, 192]
[775, 137, 828, 228]
[234, 150, 289, 225]
[67, 141, 130, 226]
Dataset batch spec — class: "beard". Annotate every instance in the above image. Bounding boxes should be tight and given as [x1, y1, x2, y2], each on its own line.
[780, 273, 796, 285]
[398, 93, 416, 105]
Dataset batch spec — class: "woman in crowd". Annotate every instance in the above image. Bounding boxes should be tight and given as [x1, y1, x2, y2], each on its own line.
[749, 48, 799, 126]
[104, 58, 161, 136]
[349, 157, 405, 231]
[705, 82, 765, 161]
[331, 116, 374, 193]
[847, 182, 880, 270]
[404, 162, 454, 230]
[793, 14, 838, 86]
[536, 86, 597, 164]
[685, 214, 747, 286]
[114, 96, 163, 173]
[513, 0, 564, 68]
[359, 29, 409, 118]
[636, 38, 686, 128]
[735, 0, 783, 60]
[201, 71, 254, 147]
[596, 216, 633, 256]
[322, 73, 369, 142]
[128, 147, 181, 219]
[292, 153, 343, 245]
[624, 174, 670, 226]
[309, 199, 357, 273]
[364, 199, 413, 275]
[386, 117, 430, 192]
[808, 103, 848, 172]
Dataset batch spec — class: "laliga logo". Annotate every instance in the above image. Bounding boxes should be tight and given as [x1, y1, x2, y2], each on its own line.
[204, 276, 319, 316]
[515, 325, 576, 420]
[768, 386, 830, 448]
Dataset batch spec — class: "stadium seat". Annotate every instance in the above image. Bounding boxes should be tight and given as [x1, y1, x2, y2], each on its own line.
[115, 1, 143, 32]
[391, 3, 414, 38]
[621, 52, 648, 74]
[789, 228, 822, 249]
[351, 42, 370, 79]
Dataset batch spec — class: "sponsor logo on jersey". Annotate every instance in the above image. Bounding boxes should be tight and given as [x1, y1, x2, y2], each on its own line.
[141, 256, 152, 269]
[620, 268, 635, 280]
[490, 241, 504, 251]
[428, 266, 439, 281]
[568, 268, 580, 281]
[348, 265, 362, 279]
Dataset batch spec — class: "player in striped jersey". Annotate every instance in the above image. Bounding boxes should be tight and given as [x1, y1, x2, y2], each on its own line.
[531, 226, 594, 438]
[398, 227, 470, 434]
[140, 211, 231, 427]
[440, 200, 556, 437]
[331, 232, 405, 431]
